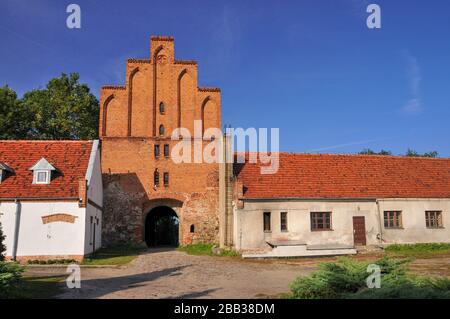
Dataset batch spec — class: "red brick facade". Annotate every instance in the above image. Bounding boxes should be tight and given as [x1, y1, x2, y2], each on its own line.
[100, 36, 221, 245]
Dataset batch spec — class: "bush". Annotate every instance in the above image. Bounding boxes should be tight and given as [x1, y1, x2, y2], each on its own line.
[289, 257, 450, 299]
[0, 261, 24, 298]
[0, 222, 6, 261]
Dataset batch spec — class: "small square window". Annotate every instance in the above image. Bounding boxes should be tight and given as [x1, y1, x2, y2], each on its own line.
[384, 211, 402, 228]
[310, 212, 332, 231]
[425, 211, 443, 228]
[34, 170, 50, 184]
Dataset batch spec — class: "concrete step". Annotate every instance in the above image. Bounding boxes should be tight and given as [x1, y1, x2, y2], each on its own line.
[242, 243, 357, 258]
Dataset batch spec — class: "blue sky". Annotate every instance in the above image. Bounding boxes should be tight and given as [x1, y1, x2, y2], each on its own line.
[1, 0, 449, 156]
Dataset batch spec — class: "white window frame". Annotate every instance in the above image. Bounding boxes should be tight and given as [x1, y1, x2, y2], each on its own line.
[33, 170, 51, 184]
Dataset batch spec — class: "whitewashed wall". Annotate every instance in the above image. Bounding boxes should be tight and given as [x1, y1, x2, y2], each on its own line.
[84, 141, 103, 254]
[0, 201, 86, 258]
[234, 198, 450, 251]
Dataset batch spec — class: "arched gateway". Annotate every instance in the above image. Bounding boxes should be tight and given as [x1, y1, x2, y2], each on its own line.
[145, 206, 179, 247]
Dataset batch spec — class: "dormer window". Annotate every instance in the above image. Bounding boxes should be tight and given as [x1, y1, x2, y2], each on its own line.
[0, 162, 13, 183]
[30, 158, 56, 185]
[35, 170, 50, 184]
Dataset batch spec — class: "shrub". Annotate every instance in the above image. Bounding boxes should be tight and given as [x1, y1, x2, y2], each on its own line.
[288, 257, 450, 299]
[0, 222, 6, 261]
[0, 261, 24, 298]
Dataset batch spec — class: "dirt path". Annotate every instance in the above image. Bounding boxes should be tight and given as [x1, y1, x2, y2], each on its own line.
[29, 248, 316, 299]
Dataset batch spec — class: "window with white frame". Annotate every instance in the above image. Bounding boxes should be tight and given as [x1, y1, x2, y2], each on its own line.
[34, 170, 51, 184]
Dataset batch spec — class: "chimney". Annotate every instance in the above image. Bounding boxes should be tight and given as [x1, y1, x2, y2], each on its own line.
[78, 179, 87, 208]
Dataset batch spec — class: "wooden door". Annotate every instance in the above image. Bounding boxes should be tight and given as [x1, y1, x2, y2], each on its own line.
[352, 216, 366, 246]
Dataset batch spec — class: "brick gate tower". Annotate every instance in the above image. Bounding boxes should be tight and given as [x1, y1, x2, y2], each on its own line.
[99, 36, 223, 246]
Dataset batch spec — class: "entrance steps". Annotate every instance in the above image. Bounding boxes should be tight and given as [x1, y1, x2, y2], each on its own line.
[242, 241, 357, 258]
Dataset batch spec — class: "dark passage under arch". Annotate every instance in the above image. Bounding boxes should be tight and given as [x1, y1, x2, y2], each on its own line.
[145, 206, 179, 247]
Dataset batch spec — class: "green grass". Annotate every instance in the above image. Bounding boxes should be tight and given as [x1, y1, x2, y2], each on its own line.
[7, 276, 65, 299]
[385, 243, 450, 258]
[178, 243, 240, 257]
[82, 244, 146, 266]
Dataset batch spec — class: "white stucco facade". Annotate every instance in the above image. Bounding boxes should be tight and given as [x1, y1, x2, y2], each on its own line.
[0, 140, 103, 261]
[234, 198, 450, 252]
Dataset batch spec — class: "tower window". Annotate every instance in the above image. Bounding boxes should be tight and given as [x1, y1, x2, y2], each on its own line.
[154, 169, 160, 187]
[154, 144, 160, 158]
[190, 224, 195, 233]
[164, 144, 169, 157]
[159, 125, 165, 136]
[159, 102, 165, 114]
[280, 212, 288, 232]
[163, 172, 169, 186]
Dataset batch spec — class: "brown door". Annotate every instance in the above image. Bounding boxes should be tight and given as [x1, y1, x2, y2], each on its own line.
[352, 216, 366, 246]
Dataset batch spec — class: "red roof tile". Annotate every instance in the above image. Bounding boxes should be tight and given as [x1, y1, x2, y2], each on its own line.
[0, 141, 93, 199]
[234, 153, 450, 199]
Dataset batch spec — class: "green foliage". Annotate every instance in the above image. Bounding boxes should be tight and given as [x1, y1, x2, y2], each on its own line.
[288, 257, 450, 299]
[0, 85, 30, 139]
[178, 244, 240, 257]
[385, 243, 450, 252]
[0, 222, 6, 261]
[5, 276, 64, 299]
[359, 149, 392, 156]
[27, 259, 77, 265]
[359, 149, 439, 158]
[22, 73, 99, 140]
[0, 261, 25, 298]
[0, 73, 99, 140]
[405, 148, 438, 158]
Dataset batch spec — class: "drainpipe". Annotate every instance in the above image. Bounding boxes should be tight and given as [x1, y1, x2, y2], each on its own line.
[12, 199, 22, 261]
[376, 199, 383, 247]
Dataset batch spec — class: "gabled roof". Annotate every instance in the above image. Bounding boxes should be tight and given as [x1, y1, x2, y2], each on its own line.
[29, 158, 56, 171]
[0, 140, 94, 199]
[234, 153, 450, 200]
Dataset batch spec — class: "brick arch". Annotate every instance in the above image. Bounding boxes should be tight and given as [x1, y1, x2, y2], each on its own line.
[102, 94, 115, 136]
[141, 197, 184, 243]
[127, 67, 140, 136]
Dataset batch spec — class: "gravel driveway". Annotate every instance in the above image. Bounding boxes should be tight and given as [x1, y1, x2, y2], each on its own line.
[27, 248, 316, 299]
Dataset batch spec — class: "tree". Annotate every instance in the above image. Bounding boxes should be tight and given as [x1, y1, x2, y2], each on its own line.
[405, 149, 438, 158]
[0, 86, 30, 139]
[0, 221, 5, 261]
[21, 73, 99, 140]
[359, 148, 392, 156]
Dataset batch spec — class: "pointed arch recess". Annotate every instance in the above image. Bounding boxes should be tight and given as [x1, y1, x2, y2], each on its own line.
[128, 67, 140, 136]
[200, 96, 211, 136]
[177, 69, 188, 129]
[152, 45, 164, 137]
[102, 94, 115, 136]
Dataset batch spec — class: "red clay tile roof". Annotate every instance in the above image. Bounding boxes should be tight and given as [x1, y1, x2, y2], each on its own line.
[0, 140, 93, 199]
[234, 153, 450, 199]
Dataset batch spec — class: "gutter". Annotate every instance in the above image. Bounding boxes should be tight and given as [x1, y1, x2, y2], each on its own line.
[12, 199, 21, 261]
[0, 197, 79, 202]
[376, 199, 383, 245]
[239, 197, 377, 203]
